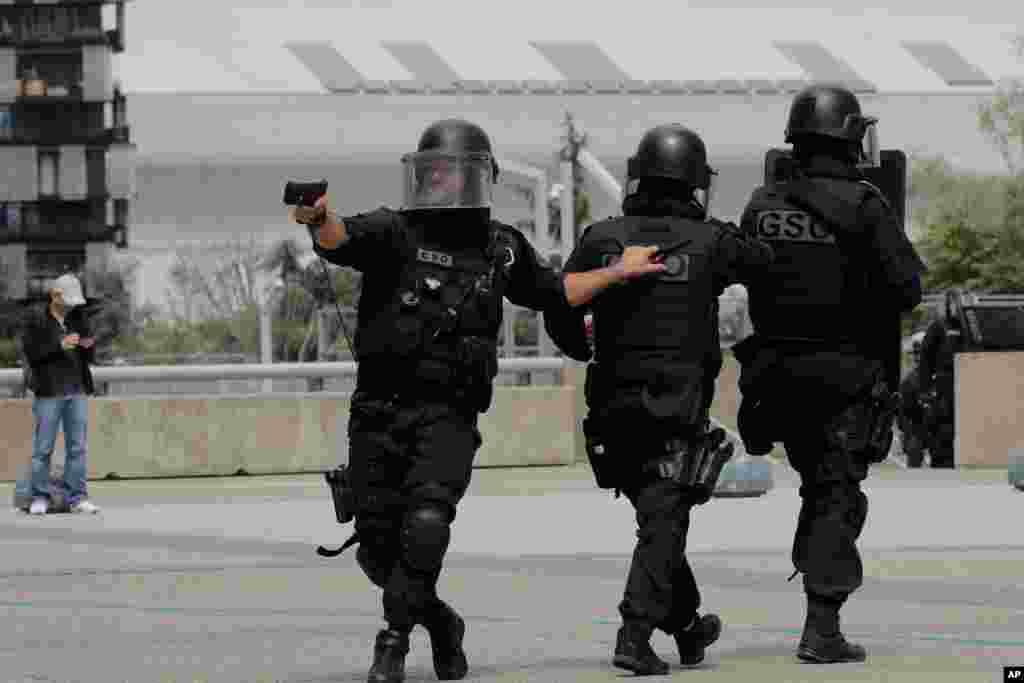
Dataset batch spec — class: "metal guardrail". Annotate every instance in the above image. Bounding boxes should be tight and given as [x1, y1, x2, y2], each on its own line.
[0, 357, 566, 389]
[921, 293, 1024, 307]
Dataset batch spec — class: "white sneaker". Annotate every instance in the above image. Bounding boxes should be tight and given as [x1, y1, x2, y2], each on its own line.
[70, 500, 101, 515]
[29, 498, 48, 515]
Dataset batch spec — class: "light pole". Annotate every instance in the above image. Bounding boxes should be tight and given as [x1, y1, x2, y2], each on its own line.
[252, 268, 284, 393]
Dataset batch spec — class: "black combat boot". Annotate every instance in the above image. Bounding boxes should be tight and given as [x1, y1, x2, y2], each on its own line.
[613, 623, 670, 676]
[421, 600, 469, 680]
[673, 613, 723, 666]
[367, 628, 410, 683]
[796, 598, 866, 664]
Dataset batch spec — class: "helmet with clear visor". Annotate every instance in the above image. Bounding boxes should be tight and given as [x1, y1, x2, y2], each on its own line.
[402, 118, 499, 211]
[402, 150, 495, 210]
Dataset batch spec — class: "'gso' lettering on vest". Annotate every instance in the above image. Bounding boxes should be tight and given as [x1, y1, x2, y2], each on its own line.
[417, 248, 454, 267]
[755, 210, 835, 244]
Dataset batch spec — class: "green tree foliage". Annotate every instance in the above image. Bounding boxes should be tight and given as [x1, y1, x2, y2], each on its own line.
[910, 34, 1024, 296]
[84, 257, 144, 361]
[977, 36, 1024, 175]
[910, 157, 1024, 291]
[113, 238, 363, 364]
[289, 262, 360, 362]
[0, 261, 17, 368]
[165, 238, 262, 324]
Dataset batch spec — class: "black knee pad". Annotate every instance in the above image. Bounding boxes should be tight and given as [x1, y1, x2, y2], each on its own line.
[401, 502, 452, 573]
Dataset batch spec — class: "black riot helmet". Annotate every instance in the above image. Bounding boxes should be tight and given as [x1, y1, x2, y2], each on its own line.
[785, 85, 880, 165]
[402, 118, 500, 211]
[624, 124, 717, 215]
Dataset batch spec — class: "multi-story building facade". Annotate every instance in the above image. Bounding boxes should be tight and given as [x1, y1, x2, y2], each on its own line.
[0, 0, 134, 301]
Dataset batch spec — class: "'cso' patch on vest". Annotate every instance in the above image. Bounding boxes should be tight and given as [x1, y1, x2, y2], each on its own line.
[417, 248, 454, 268]
[755, 210, 836, 244]
[601, 252, 689, 282]
[659, 253, 690, 282]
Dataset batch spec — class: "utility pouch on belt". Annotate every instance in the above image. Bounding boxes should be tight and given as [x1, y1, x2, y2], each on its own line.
[731, 335, 781, 455]
[582, 364, 620, 490]
[324, 465, 356, 524]
[647, 426, 736, 504]
[582, 415, 618, 489]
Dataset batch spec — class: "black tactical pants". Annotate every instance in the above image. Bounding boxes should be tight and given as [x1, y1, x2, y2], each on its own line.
[784, 429, 868, 603]
[586, 368, 714, 635]
[772, 354, 873, 603]
[927, 374, 956, 468]
[619, 475, 701, 635]
[898, 371, 927, 467]
[346, 391, 481, 630]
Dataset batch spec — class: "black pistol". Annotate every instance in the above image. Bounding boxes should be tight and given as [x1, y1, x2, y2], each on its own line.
[283, 179, 328, 208]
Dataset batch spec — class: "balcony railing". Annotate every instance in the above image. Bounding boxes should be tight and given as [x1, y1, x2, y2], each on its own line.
[0, 125, 130, 145]
[0, 220, 123, 243]
[0, 2, 125, 49]
[9, 79, 84, 99]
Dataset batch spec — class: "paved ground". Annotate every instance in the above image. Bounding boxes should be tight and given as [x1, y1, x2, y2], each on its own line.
[1, 462, 1021, 683]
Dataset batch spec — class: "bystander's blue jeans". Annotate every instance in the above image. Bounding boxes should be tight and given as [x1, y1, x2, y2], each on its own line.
[30, 395, 89, 505]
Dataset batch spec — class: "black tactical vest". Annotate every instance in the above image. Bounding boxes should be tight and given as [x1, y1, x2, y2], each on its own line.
[354, 218, 515, 409]
[744, 178, 876, 342]
[588, 215, 721, 369]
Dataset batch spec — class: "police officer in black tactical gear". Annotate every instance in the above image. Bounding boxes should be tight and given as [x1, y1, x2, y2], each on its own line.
[734, 85, 927, 664]
[898, 337, 928, 468]
[544, 124, 774, 676]
[291, 118, 665, 683]
[917, 291, 965, 468]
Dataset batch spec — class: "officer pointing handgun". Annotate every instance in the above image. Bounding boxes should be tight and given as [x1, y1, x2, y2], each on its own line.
[734, 85, 926, 664]
[545, 124, 773, 675]
[289, 118, 666, 683]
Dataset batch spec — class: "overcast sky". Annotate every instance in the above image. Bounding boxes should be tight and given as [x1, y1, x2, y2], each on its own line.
[103, 0, 1021, 311]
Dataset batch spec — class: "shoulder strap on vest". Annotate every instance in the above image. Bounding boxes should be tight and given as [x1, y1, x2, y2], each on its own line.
[857, 179, 891, 211]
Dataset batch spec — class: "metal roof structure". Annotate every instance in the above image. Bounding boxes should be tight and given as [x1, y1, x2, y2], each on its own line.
[111, 1, 1022, 95]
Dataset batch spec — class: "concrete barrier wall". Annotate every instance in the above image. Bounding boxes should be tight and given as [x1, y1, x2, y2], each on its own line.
[0, 354, 747, 481]
[0, 386, 578, 481]
[956, 352, 1024, 468]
